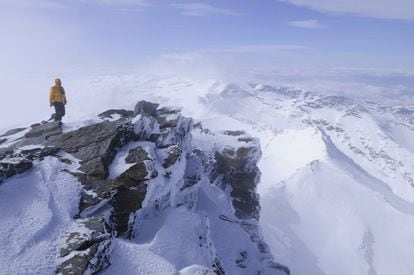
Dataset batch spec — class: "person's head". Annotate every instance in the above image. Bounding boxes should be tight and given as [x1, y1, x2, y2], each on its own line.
[54, 78, 62, 86]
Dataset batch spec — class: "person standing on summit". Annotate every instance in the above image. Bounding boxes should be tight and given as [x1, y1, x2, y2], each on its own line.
[49, 78, 67, 125]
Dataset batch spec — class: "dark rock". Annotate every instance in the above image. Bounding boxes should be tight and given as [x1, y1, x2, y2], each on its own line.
[125, 147, 149, 164]
[161, 145, 180, 168]
[0, 127, 26, 137]
[134, 100, 159, 117]
[48, 121, 136, 179]
[110, 183, 147, 237]
[58, 216, 111, 275]
[223, 130, 245, 136]
[71, 172, 113, 214]
[0, 159, 33, 183]
[115, 162, 149, 187]
[155, 106, 182, 129]
[20, 146, 59, 161]
[238, 137, 255, 143]
[98, 109, 134, 119]
[0, 138, 6, 145]
[235, 251, 248, 268]
[214, 146, 261, 220]
[79, 157, 108, 179]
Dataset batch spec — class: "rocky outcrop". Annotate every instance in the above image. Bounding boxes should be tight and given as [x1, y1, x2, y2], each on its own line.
[214, 146, 261, 220]
[0, 100, 289, 275]
[0, 159, 33, 183]
[134, 100, 159, 117]
[194, 128, 289, 274]
[48, 121, 136, 179]
[57, 216, 111, 275]
[0, 146, 58, 183]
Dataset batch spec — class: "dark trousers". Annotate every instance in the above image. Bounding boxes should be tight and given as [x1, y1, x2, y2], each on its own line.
[53, 102, 65, 122]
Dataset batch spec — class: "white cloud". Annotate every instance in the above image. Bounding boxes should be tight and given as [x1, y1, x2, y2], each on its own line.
[207, 44, 310, 53]
[278, 0, 414, 20]
[287, 19, 324, 29]
[75, 0, 151, 7]
[172, 3, 243, 17]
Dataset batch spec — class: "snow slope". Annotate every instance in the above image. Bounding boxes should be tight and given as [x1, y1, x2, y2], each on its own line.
[0, 155, 81, 274]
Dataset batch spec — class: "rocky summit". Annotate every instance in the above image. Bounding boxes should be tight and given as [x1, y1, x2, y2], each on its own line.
[0, 100, 289, 275]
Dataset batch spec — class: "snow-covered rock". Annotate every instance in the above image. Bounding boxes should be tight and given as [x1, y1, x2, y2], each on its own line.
[0, 99, 289, 274]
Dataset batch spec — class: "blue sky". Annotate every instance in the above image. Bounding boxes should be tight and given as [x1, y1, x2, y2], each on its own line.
[1, 0, 414, 75]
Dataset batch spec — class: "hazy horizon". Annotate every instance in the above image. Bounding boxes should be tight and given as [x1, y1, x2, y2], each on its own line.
[0, 0, 413, 130]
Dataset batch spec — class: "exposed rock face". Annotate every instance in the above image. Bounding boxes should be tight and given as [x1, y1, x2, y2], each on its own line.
[0, 159, 33, 183]
[58, 216, 111, 275]
[48, 121, 136, 179]
[134, 100, 159, 117]
[0, 100, 289, 275]
[125, 146, 149, 163]
[0, 138, 6, 145]
[214, 146, 261, 220]
[0, 146, 59, 183]
[20, 121, 62, 146]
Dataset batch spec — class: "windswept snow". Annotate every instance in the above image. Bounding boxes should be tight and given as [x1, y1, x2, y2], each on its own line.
[0, 157, 81, 274]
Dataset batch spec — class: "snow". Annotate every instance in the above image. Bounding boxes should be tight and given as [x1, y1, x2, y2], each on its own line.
[0, 157, 81, 274]
[102, 239, 177, 275]
[261, 160, 414, 275]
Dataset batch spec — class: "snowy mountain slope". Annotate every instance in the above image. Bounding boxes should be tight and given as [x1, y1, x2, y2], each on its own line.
[1, 75, 414, 275]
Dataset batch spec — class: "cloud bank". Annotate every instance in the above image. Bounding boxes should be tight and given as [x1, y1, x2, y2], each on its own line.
[287, 19, 324, 29]
[278, 0, 414, 20]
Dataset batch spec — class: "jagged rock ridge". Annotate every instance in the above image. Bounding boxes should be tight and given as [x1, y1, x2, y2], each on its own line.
[0, 100, 289, 275]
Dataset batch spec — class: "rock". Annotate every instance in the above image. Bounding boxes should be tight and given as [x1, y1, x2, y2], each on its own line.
[125, 146, 149, 164]
[161, 145, 180, 168]
[0, 159, 33, 183]
[48, 121, 136, 179]
[79, 157, 108, 179]
[72, 173, 113, 214]
[0, 127, 26, 137]
[58, 216, 111, 275]
[25, 121, 62, 139]
[223, 130, 245, 136]
[20, 146, 59, 161]
[98, 109, 134, 119]
[0, 138, 6, 145]
[214, 146, 261, 220]
[110, 183, 147, 237]
[115, 162, 149, 186]
[155, 106, 182, 129]
[134, 100, 159, 117]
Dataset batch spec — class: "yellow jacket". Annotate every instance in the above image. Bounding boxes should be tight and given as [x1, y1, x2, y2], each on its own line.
[49, 81, 67, 105]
